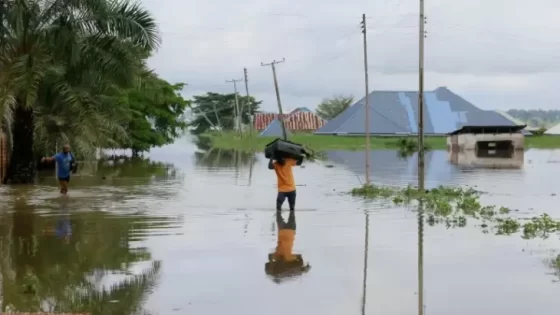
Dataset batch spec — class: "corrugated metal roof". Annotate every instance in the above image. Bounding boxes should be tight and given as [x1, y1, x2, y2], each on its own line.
[254, 112, 326, 131]
[314, 87, 518, 135]
[259, 119, 292, 137]
[448, 125, 526, 135]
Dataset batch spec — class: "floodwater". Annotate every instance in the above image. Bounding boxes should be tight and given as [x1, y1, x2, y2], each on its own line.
[1, 136, 560, 315]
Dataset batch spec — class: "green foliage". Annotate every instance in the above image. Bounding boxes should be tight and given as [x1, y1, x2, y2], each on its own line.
[395, 138, 432, 157]
[315, 95, 354, 120]
[0, 0, 160, 160]
[0, 0, 189, 175]
[118, 72, 189, 154]
[189, 92, 261, 135]
[532, 127, 547, 136]
[350, 183, 560, 239]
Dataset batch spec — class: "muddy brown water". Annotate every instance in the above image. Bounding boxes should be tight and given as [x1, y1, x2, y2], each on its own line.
[1, 137, 560, 315]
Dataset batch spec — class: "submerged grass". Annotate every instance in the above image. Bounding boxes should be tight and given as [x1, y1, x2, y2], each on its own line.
[351, 183, 560, 239]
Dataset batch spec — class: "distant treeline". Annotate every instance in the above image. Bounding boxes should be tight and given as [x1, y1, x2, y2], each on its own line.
[506, 109, 560, 128]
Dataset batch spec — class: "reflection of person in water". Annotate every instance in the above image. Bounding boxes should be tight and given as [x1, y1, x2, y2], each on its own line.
[42, 216, 72, 244]
[55, 216, 72, 243]
[265, 210, 311, 282]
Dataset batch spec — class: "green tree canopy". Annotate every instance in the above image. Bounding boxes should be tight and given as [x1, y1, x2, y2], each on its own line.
[189, 92, 261, 135]
[0, 0, 160, 183]
[117, 71, 189, 155]
[315, 95, 354, 120]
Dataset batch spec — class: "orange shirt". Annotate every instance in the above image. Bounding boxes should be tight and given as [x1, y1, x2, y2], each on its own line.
[274, 229, 297, 261]
[273, 158, 297, 192]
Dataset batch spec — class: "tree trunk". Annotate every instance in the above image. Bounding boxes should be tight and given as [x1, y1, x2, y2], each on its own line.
[8, 106, 35, 184]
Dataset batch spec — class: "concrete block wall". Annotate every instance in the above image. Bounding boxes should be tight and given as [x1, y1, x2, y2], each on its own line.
[446, 133, 524, 151]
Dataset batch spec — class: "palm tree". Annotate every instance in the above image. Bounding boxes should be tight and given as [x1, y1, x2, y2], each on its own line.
[0, 0, 160, 184]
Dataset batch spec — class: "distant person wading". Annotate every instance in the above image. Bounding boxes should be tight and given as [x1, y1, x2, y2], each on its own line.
[41, 144, 77, 195]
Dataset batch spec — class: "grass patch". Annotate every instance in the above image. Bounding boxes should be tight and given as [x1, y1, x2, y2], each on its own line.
[200, 131, 560, 152]
[199, 131, 443, 152]
[526, 135, 560, 149]
[350, 183, 560, 239]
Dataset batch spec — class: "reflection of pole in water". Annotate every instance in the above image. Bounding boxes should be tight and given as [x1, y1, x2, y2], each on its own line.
[234, 150, 241, 184]
[214, 149, 222, 166]
[248, 153, 255, 187]
[417, 153, 426, 315]
[361, 212, 370, 315]
[417, 188, 425, 315]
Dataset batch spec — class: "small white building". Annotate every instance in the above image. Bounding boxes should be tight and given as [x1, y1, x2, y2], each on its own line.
[447, 125, 525, 152]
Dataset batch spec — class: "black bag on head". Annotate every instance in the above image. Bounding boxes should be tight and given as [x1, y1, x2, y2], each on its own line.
[264, 138, 307, 161]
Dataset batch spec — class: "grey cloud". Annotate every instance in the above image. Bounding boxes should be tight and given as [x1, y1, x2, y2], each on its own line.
[143, 0, 560, 111]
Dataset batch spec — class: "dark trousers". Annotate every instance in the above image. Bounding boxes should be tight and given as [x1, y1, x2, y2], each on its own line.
[276, 209, 296, 230]
[276, 190, 296, 211]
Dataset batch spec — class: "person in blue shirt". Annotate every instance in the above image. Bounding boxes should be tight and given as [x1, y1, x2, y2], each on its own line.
[41, 144, 76, 195]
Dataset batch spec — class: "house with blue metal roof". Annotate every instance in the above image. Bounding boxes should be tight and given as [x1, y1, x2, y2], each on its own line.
[314, 87, 519, 135]
[259, 118, 292, 137]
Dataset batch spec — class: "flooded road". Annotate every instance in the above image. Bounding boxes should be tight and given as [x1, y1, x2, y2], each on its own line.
[1, 137, 560, 314]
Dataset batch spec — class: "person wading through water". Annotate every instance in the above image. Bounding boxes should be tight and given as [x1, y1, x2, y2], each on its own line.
[268, 156, 302, 211]
[41, 144, 77, 195]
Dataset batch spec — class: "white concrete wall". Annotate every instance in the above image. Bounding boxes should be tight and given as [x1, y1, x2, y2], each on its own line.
[447, 133, 524, 151]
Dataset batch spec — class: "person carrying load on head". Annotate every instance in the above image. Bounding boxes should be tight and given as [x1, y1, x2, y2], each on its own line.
[268, 155, 302, 211]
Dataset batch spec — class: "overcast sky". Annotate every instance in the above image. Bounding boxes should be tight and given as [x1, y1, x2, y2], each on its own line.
[142, 0, 560, 112]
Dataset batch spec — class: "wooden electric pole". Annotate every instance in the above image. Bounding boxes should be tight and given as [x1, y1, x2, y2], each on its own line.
[417, 1, 426, 315]
[243, 67, 253, 136]
[361, 14, 371, 185]
[226, 78, 243, 136]
[261, 58, 287, 140]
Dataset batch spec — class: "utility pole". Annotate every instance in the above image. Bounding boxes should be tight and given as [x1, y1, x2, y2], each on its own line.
[418, 0, 426, 174]
[261, 58, 287, 140]
[417, 1, 426, 315]
[226, 78, 243, 136]
[361, 14, 371, 185]
[243, 67, 253, 136]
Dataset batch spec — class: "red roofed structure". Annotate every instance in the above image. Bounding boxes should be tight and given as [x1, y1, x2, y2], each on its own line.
[254, 111, 326, 132]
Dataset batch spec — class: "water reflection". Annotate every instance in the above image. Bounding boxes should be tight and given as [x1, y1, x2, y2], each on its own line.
[449, 150, 524, 169]
[361, 211, 369, 315]
[547, 255, 560, 282]
[0, 156, 183, 314]
[417, 149, 425, 315]
[0, 194, 178, 314]
[2, 139, 560, 314]
[194, 148, 255, 169]
[265, 211, 310, 284]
